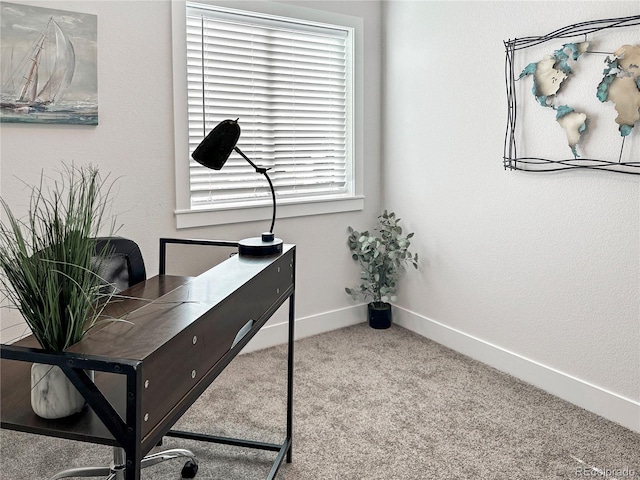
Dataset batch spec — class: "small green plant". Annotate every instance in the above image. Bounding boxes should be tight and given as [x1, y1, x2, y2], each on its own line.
[0, 165, 118, 352]
[346, 210, 418, 306]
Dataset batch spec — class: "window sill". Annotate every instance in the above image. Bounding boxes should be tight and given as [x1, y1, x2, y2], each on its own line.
[175, 195, 364, 229]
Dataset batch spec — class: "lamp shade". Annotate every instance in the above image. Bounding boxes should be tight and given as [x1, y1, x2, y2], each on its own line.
[191, 119, 241, 170]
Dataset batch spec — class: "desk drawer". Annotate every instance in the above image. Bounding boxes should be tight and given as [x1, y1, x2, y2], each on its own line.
[139, 249, 294, 439]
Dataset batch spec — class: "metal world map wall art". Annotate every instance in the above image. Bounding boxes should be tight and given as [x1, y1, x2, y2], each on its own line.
[504, 15, 639, 174]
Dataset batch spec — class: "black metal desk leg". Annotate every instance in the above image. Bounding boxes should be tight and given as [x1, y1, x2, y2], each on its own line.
[286, 291, 295, 464]
[124, 365, 144, 480]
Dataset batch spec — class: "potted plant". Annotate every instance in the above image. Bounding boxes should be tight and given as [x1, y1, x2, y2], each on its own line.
[346, 210, 418, 329]
[0, 164, 118, 418]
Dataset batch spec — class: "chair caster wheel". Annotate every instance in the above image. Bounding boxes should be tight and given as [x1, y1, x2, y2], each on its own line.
[182, 460, 198, 478]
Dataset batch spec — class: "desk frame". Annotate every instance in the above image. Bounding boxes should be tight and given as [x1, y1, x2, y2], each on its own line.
[1, 239, 295, 480]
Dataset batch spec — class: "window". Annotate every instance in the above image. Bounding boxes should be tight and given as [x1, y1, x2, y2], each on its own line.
[172, 2, 364, 228]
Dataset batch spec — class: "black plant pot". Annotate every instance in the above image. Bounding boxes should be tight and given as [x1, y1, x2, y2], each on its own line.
[368, 302, 392, 329]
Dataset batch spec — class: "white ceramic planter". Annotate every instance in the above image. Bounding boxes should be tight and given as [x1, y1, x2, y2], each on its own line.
[30, 363, 91, 419]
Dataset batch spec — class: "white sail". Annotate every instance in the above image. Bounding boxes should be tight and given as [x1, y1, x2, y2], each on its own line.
[27, 71, 38, 103]
[17, 32, 46, 103]
[3, 17, 75, 109]
[37, 20, 75, 104]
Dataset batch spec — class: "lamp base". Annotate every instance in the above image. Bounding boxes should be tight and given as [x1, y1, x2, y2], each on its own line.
[238, 233, 283, 256]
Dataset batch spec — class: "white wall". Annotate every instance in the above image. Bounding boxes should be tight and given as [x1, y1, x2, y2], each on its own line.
[0, 0, 383, 342]
[383, 1, 639, 431]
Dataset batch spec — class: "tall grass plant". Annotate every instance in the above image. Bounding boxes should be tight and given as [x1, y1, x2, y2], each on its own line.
[0, 165, 117, 352]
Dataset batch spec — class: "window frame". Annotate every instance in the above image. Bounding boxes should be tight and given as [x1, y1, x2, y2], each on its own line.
[172, 1, 364, 229]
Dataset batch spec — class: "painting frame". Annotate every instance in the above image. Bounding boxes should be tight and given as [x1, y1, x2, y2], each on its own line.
[0, 2, 98, 125]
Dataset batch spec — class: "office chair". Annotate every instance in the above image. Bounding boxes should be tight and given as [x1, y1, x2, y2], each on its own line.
[50, 236, 199, 480]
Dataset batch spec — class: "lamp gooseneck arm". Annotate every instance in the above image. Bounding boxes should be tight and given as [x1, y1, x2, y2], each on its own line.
[262, 172, 276, 234]
[234, 146, 276, 234]
[234, 146, 264, 173]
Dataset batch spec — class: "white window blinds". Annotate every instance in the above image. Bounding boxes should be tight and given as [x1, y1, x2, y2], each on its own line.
[186, 4, 353, 209]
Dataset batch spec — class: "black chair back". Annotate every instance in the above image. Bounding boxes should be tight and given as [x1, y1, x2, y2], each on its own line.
[93, 237, 146, 294]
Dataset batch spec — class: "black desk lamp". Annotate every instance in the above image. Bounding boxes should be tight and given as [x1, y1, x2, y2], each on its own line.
[192, 119, 284, 256]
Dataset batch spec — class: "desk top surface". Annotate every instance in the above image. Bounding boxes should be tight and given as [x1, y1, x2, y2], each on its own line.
[66, 244, 295, 361]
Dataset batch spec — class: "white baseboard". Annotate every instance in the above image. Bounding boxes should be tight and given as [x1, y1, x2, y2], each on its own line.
[240, 305, 365, 354]
[393, 306, 640, 434]
[239, 304, 639, 433]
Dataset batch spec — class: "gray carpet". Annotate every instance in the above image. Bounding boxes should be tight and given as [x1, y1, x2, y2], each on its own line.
[1, 323, 638, 479]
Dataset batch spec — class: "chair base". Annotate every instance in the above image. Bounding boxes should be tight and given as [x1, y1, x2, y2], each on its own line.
[49, 446, 198, 480]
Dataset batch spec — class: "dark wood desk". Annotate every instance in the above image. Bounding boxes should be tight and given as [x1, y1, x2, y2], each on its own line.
[1, 244, 296, 480]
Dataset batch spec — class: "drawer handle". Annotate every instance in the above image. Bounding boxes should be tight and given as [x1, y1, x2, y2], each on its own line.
[232, 319, 255, 347]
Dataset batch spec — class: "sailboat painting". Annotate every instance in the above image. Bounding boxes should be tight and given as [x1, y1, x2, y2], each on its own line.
[1, 2, 97, 125]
